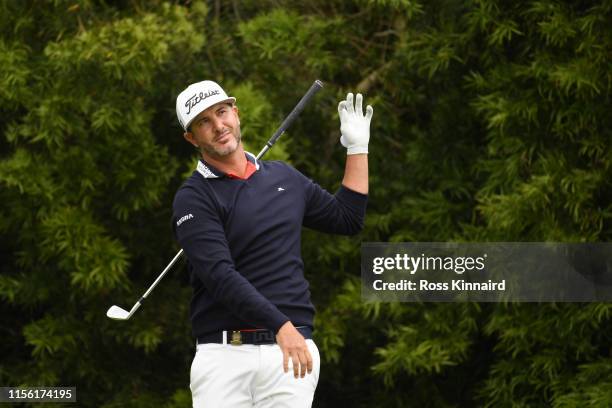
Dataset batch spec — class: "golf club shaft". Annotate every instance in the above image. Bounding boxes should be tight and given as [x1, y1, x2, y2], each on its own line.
[256, 80, 324, 159]
[113, 80, 324, 317]
[140, 248, 185, 301]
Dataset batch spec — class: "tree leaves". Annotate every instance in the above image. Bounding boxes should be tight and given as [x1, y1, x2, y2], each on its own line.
[1, 0, 611, 406]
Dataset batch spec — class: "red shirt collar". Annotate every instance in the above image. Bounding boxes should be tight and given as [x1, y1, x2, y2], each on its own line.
[227, 160, 257, 179]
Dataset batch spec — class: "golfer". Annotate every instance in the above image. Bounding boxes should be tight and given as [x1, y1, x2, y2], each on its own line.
[172, 80, 373, 407]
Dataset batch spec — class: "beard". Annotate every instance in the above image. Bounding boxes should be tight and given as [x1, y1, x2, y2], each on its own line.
[200, 126, 242, 158]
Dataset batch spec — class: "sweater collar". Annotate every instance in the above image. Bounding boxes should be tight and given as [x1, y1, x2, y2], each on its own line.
[196, 151, 260, 180]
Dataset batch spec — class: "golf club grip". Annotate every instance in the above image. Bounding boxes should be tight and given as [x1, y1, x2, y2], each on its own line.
[266, 80, 324, 147]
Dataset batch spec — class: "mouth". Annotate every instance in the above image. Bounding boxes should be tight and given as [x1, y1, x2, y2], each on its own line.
[215, 131, 232, 143]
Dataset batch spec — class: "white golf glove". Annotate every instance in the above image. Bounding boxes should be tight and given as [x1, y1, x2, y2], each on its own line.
[338, 92, 373, 155]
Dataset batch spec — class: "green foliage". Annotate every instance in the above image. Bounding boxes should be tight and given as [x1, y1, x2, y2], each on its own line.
[230, 81, 290, 162]
[1, 0, 611, 407]
[0, 1, 200, 406]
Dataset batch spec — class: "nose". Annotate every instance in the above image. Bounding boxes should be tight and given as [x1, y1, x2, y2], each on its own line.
[211, 116, 225, 133]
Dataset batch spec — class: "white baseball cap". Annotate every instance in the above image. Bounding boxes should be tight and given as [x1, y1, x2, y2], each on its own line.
[176, 80, 236, 131]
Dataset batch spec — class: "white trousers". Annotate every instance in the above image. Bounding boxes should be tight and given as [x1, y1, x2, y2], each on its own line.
[190, 339, 320, 408]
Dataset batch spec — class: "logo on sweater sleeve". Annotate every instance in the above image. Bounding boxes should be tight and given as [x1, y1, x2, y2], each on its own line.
[176, 213, 194, 227]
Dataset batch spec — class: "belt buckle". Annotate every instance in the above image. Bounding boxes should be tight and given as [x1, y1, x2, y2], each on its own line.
[230, 330, 242, 346]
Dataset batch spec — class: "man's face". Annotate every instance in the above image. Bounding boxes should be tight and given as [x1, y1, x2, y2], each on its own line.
[186, 103, 241, 158]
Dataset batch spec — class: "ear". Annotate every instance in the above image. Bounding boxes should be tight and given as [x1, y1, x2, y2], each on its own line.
[233, 105, 240, 124]
[183, 131, 198, 148]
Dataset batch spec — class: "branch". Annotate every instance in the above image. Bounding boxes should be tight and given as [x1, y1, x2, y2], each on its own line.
[357, 61, 393, 93]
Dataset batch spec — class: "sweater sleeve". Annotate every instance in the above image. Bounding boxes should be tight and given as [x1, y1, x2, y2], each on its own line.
[300, 171, 368, 235]
[172, 186, 290, 333]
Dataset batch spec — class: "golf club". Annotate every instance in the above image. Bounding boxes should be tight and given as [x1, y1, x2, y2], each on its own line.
[106, 249, 184, 320]
[107, 79, 324, 321]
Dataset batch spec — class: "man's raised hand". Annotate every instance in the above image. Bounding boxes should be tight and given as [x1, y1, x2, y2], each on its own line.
[338, 92, 374, 155]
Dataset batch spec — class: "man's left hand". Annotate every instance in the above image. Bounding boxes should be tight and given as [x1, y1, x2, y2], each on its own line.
[338, 92, 374, 155]
[276, 321, 313, 378]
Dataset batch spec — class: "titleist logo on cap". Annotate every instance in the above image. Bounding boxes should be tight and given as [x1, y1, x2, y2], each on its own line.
[185, 89, 220, 115]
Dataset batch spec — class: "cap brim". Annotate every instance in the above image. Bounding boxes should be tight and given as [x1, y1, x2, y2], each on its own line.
[183, 97, 236, 131]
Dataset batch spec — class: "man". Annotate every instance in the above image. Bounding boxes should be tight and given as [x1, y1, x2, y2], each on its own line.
[172, 80, 373, 407]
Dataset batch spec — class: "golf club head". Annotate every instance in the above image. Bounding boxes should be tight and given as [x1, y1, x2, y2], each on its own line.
[106, 305, 130, 320]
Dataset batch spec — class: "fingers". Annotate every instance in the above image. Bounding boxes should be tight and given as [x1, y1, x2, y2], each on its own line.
[338, 100, 348, 122]
[307, 348, 313, 374]
[289, 348, 312, 378]
[299, 348, 312, 378]
[355, 93, 363, 116]
[345, 93, 354, 114]
[293, 354, 300, 378]
[340, 93, 371, 118]
[283, 350, 289, 373]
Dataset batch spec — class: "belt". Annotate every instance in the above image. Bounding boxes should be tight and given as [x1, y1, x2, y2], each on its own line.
[197, 326, 312, 346]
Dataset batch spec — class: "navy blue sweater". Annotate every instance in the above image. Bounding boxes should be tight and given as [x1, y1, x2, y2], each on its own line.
[172, 153, 367, 338]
